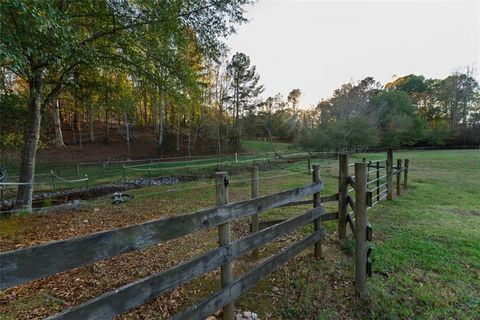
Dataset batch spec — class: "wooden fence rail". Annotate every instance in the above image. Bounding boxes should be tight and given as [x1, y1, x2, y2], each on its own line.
[1, 149, 411, 319]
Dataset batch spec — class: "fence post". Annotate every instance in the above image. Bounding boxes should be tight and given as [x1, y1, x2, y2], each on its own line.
[122, 165, 126, 181]
[307, 158, 311, 173]
[354, 162, 368, 297]
[50, 170, 56, 192]
[312, 165, 323, 258]
[376, 161, 380, 202]
[403, 159, 409, 189]
[215, 172, 234, 320]
[102, 161, 107, 176]
[250, 166, 260, 259]
[338, 153, 348, 239]
[396, 159, 402, 197]
[387, 148, 393, 200]
[85, 175, 89, 189]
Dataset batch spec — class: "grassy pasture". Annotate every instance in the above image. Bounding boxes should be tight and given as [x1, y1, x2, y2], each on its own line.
[241, 140, 295, 153]
[0, 149, 479, 319]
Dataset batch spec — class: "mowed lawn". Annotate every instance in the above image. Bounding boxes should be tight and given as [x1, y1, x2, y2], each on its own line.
[0, 149, 478, 319]
[362, 149, 480, 319]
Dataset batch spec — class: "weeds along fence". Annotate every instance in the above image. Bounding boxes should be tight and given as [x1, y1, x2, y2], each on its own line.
[0, 149, 410, 319]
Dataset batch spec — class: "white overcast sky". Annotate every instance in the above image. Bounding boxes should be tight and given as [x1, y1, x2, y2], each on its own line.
[226, 0, 480, 107]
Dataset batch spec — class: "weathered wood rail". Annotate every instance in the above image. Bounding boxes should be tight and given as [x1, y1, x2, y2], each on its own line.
[0, 149, 410, 318]
[1, 169, 329, 319]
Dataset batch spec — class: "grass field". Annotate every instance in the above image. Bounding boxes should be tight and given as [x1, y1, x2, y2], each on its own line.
[241, 140, 295, 153]
[0, 149, 479, 319]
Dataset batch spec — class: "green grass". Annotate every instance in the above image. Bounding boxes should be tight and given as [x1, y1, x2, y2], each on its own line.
[241, 140, 295, 153]
[356, 149, 480, 319]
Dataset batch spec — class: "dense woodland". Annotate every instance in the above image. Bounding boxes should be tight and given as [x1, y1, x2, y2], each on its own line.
[0, 1, 479, 210]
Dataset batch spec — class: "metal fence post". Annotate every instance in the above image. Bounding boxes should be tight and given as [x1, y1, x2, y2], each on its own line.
[396, 159, 402, 197]
[354, 162, 368, 297]
[215, 172, 234, 320]
[387, 148, 393, 200]
[404, 159, 409, 189]
[376, 161, 380, 202]
[338, 153, 348, 239]
[250, 166, 260, 259]
[312, 165, 322, 258]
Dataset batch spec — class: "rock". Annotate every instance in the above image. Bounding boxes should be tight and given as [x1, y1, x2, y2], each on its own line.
[213, 309, 222, 317]
[251, 312, 258, 320]
[243, 311, 252, 318]
[235, 314, 243, 320]
[205, 316, 216, 320]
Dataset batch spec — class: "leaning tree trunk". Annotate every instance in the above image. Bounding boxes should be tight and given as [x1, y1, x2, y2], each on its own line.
[16, 72, 43, 211]
[53, 99, 66, 148]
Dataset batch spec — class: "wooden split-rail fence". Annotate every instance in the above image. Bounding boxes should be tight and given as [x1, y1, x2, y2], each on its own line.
[0, 149, 409, 319]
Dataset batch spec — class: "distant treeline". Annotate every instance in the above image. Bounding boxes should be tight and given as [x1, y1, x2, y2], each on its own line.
[240, 71, 479, 151]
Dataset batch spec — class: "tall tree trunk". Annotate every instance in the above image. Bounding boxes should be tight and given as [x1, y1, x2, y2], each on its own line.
[53, 98, 66, 148]
[176, 113, 181, 152]
[16, 71, 42, 211]
[88, 105, 94, 142]
[217, 120, 221, 156]
[152, 93, 158, 143]
[77, 111, 83, 151]
[225, 119, 229, 154]
[232, 81, 241, 151]
[72, 112, 77, 145]
[158, 91, 164, 153]
[164, 101, 169, 131]
[143, 90, 148, 125]
[125, 113, 131, 160]
[104, 109, 109, 144]
[187, 116, 191, 158]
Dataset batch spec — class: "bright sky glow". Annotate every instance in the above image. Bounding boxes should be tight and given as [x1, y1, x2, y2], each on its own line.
[226, 0, 480, 107]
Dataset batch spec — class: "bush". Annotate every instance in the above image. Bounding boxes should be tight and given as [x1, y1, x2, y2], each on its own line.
[295, 117, 379, 151]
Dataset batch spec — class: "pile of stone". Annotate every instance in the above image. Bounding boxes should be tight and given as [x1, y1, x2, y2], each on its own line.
[205, 310, 259, 320]
[1, 176, 181, 212]
[123, 176, 179, 187]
